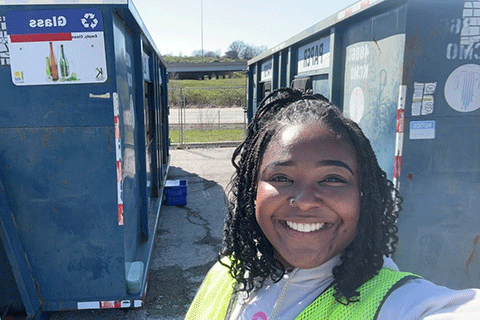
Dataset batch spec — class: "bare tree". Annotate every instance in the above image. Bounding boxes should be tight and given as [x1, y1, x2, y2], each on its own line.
[242, 45, 267, 60]
[227, 40, 246, 59]
[192, 49, 220, 59]
[226, 41, 267, 60]
[205, 50, 221, 58]
[224, 50, 239, 60]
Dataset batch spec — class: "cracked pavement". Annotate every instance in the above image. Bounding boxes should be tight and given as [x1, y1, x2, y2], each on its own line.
[48, 147, 236, 320]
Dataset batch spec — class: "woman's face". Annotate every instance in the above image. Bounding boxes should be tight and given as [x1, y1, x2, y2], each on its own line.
[255, 122, 361, 269]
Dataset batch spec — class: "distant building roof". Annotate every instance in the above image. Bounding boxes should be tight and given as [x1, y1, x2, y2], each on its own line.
[167, 61, 248, 73]
[166, 61, 248, 79]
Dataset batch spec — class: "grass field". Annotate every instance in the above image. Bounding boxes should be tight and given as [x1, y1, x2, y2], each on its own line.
[169, 128, 245, 144]
[169, 73, 246, 88]
[169, 74, 247, 108]
[168, 76, 247, 144]
[170, 78, 247, 88]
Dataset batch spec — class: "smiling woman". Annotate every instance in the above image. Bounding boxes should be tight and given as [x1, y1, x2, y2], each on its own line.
[255, 122, 360, 270]
[185, 88, 480, 320]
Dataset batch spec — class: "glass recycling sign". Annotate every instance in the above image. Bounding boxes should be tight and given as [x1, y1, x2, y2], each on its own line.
[5, 8, 108, 86]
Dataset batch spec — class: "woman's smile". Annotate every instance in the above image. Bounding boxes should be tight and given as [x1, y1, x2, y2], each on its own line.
[275, 217, 338, 241]
[285, 221, 328, 232]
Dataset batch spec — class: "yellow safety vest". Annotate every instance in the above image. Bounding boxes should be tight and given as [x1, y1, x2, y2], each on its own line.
[185, 260, 418, 320]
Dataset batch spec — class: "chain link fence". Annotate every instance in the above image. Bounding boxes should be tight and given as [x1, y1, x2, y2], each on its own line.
[168, 86, 247, 147]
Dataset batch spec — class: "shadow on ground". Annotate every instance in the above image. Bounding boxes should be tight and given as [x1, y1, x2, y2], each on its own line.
[143, 165, 227, 319]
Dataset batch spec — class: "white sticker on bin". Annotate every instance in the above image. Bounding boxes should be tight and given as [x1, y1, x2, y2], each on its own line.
[410, 120, 435, 140]
[77, 301, 100, 310]
[165, 180, 181, 187]
[77, 300, 137, 310]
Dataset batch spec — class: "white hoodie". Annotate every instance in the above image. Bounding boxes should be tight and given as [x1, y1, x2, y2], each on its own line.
[228, 256, 480, 320]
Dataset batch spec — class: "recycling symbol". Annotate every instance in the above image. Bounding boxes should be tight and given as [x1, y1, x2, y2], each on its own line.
[81, 13, 98, 29]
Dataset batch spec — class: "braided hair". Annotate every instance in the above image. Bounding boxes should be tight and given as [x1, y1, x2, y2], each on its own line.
[220, 88, 401, 304]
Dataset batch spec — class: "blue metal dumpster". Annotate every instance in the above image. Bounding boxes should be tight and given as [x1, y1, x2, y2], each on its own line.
[0, 1, 170, 318]
[247, 0, 480, 290]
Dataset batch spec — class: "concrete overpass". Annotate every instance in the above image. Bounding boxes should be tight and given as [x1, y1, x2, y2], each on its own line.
[166, 61, 247, 80]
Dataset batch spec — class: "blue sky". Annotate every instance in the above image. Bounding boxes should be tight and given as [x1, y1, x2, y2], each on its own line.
[132, 0, 359, 56]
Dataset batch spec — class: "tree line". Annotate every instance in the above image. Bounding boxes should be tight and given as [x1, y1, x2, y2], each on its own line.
[163, 40, 267, 63]
[224, 40, 267, 60]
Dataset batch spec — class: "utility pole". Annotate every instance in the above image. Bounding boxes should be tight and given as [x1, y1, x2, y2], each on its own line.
[201, 0, 204, 62]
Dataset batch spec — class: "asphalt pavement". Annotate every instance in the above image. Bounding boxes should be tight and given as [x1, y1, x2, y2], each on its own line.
[47, 146, 237, 320]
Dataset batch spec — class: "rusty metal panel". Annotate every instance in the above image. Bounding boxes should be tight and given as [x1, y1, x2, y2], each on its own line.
[0, 126, 124, 299]
[395, 0, 480, 289]
[342, 5, 407, 179]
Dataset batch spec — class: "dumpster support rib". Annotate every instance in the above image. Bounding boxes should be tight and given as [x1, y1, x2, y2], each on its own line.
[0, 178, 43, 319]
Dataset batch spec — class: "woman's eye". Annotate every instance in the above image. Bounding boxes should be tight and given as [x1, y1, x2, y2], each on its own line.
[321, 176, 347, 184]
[270, 175, 292, 183]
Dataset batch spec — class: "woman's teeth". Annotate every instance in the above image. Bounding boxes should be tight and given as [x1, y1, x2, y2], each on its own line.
[286, 221, 327, 232]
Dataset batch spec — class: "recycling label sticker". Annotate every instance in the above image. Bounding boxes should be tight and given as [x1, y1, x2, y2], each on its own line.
[444, 64, 480, 113]
[5, 8, 108, 86]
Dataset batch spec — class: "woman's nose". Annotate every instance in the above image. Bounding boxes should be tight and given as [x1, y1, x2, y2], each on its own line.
[291, 184, 322, 211]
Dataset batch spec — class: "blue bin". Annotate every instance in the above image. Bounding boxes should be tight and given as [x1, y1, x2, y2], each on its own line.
[164, 180, 188, 206]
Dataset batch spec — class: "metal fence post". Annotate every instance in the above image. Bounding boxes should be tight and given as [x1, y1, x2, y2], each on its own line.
[180, 87, 185, 146]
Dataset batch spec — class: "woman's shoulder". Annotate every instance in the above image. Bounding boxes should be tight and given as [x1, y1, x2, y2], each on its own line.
[377, 277, 480, 320]
[205, 257, 232, 278]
